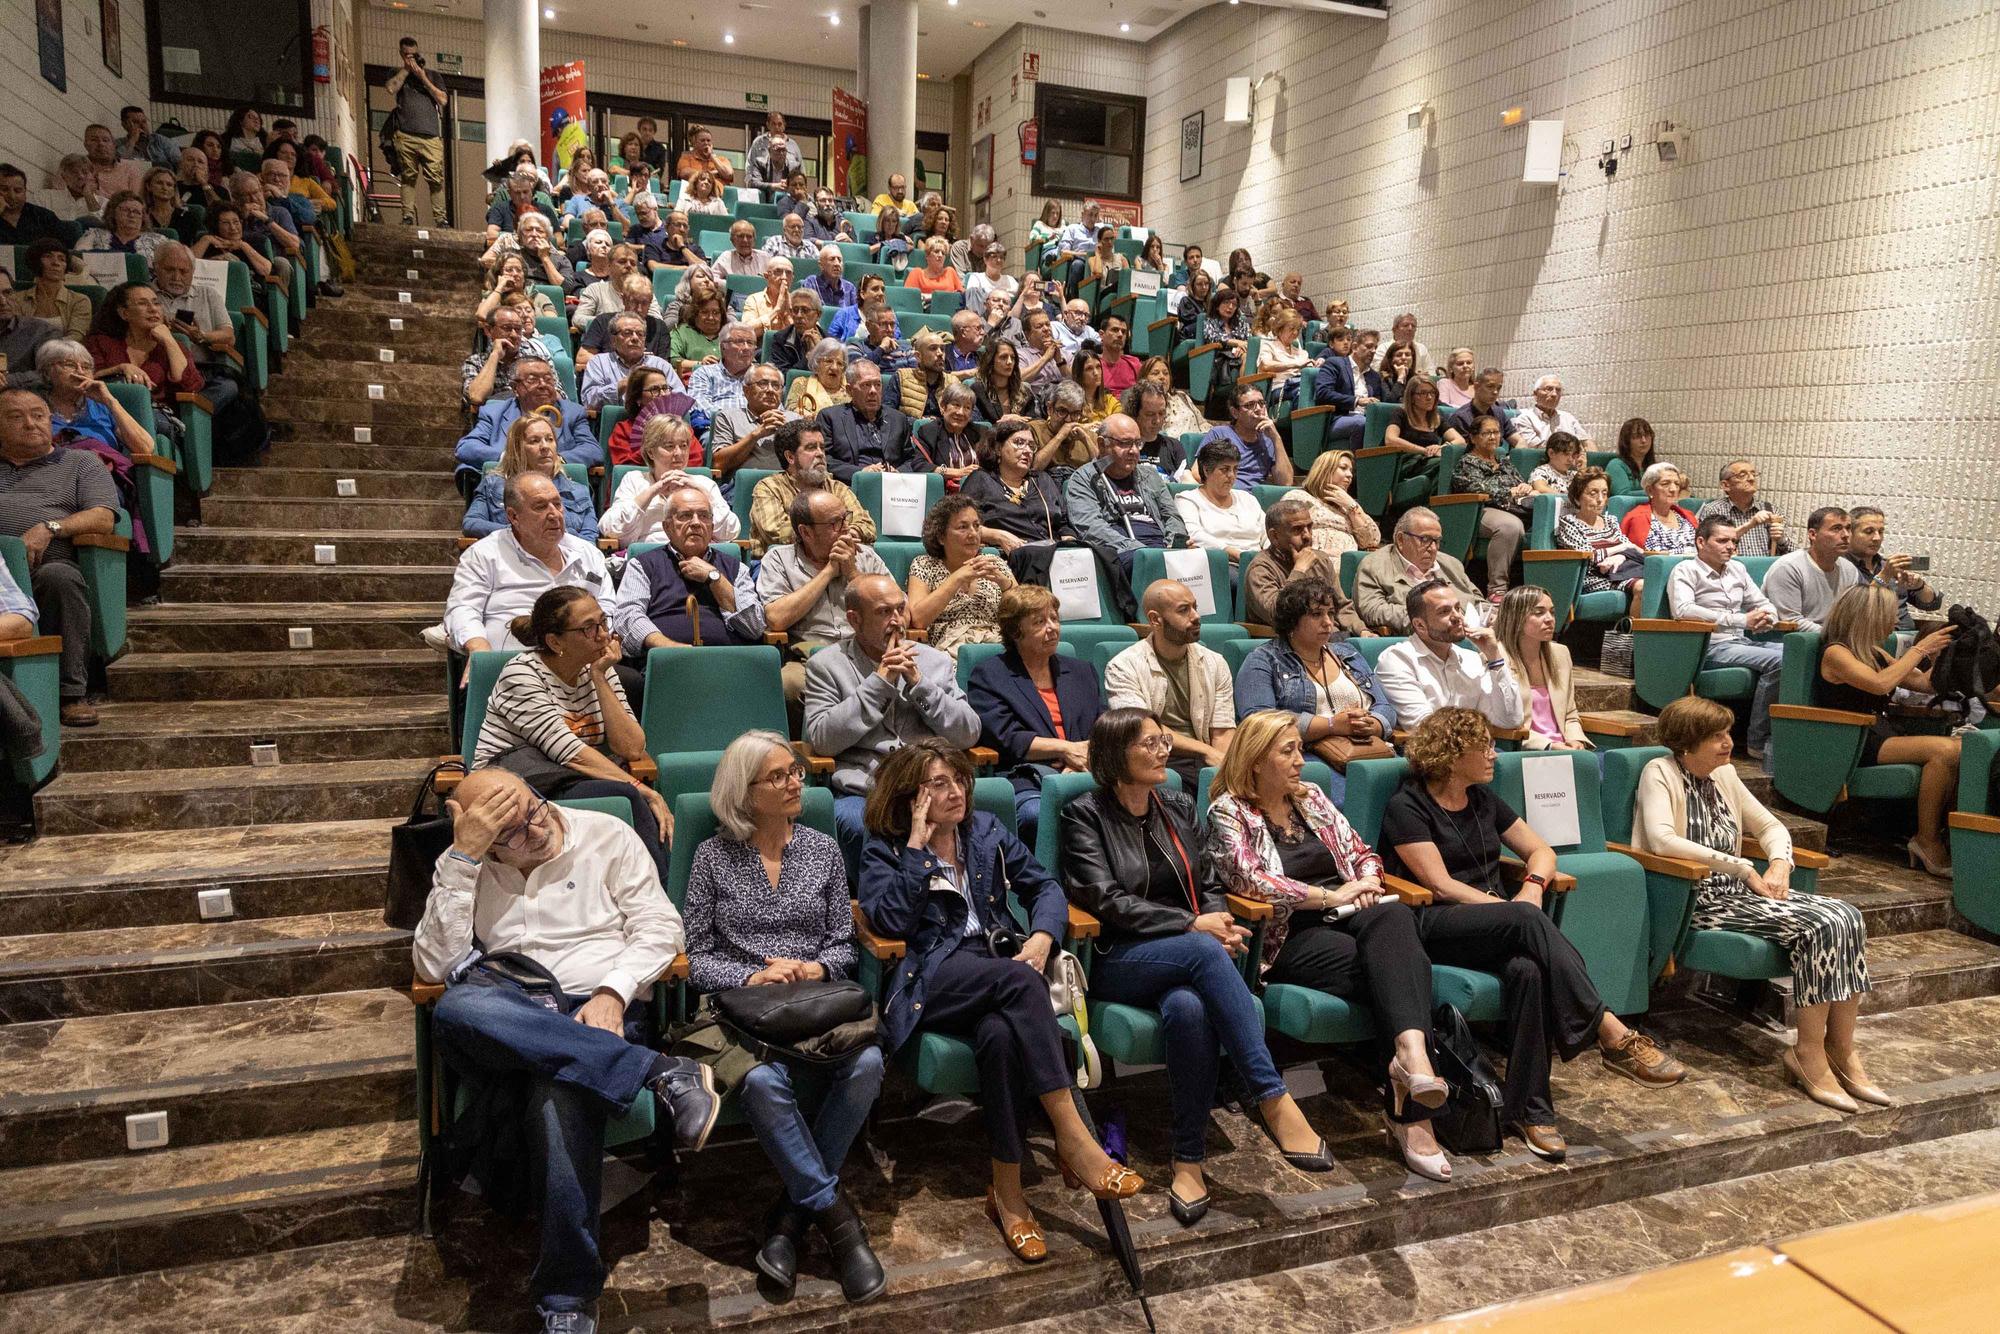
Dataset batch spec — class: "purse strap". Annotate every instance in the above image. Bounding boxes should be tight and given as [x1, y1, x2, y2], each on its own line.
[412, 759, 468, 821]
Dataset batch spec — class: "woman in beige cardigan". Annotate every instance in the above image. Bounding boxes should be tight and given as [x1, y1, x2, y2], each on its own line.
[1496, 587, 1589, 750]
[1634, 696, 1883, 1113]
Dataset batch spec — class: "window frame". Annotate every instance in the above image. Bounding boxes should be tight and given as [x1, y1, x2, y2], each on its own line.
[145, 0, 317, 118]
[1029, 82, 1145, 203]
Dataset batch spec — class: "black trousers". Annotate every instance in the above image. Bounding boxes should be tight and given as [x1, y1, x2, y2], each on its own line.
[1413, 900, 1605, 1124]
[1265, 902, 1435, 1044]
[914, 939, 1070, 1164]
[30, 547, 90, 699]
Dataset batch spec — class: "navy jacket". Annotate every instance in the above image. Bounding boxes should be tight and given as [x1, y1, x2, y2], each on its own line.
[1310, 352, 1356, 412]
[967, 650, 1104, 795]
[859, 811, 1070, 1053]
[453, 397, 602, 484]
[816, 402, 915, 482]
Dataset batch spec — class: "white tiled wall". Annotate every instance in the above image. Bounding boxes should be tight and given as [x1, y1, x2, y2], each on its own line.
[0, 0, 152, 184]
[1140, 0, 2000, 604]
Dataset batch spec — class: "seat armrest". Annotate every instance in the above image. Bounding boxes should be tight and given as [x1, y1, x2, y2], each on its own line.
[1522, 549, 1589, 564]
[1286, 404, 1339, 422]
[1241, 622, 1275, 638]
[1184, 341, 1224, 359]
[435, 760, 464, 795]
[1631, 618, 1714, 633]
[1768, 703, 1875, 728]
[851, 902, 906, 960]
[969, 745, 999, 769]
[1498, 858, 1576, 893]
[1950, 812, 2000, 835]
[665, 954, 689, 983]
[790, 740, 836, 777]
[1430, 492, 1485, 508]
[177, 392, 217, 415]
[1225, 893, 1274, 922]
[132, 452, 179, 476]
[1580, 711, 1654, 738]
[1382, 874, 1435, 906]
[1066, 904, 1102, 940]
[0, 635, 61, 659]
[763, 632, 789, 648]
[1742, 835, 1829, 870]
[406, 982, 446, 1006]
[597, 537, 619, 552]
[628, 755, 659, 784]
[72, 533, 131, 553]
[1607, 840, 1708, 879]
[1492, 724, 1530, 743]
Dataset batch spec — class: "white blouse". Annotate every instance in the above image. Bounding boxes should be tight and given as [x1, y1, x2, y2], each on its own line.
[600, 469, 739, 547]
[1175, 487, 1269, 555]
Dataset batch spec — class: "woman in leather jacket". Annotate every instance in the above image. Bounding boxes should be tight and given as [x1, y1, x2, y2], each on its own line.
[1058, 709, 1334, 1227]
[857, 739, 1141, 1265]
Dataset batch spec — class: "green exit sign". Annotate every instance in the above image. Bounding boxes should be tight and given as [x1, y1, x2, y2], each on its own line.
[745, 92, 768, 108]
[434, 52, 464, 72]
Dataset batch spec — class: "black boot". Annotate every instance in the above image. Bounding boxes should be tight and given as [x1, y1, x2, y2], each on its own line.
[813, 1192, 886, 1303]
[755, 1196, 813, 1296]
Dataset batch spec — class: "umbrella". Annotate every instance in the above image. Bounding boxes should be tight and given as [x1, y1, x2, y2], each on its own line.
[1064, 1087, 1155, 1331]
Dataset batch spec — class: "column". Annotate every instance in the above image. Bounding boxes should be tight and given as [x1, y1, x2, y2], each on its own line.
[854, 4, 871, 108]
[484, 0, 541, 168]
[861, 0, 918, 200]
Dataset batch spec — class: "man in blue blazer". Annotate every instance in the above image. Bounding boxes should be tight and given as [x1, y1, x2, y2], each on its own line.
[452, 360, 602, 491]
[965, 586, 1105, 842]
[1308, 325, 1368, 450]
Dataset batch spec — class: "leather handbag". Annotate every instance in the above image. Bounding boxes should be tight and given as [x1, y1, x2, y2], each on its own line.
[384, 760, 467, 930]
[1426, 1002, 1505, 1154]
[713, 979, 879, 1066]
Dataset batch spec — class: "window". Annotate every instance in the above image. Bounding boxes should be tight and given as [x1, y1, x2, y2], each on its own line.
[1031, 84, 1145, 201]
[146, 0, 316, 115]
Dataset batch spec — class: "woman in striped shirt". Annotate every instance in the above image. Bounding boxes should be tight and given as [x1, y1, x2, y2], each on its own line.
[471, 585, 672, 878]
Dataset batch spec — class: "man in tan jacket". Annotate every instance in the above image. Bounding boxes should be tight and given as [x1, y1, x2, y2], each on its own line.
[1353, 506, 1479, 634]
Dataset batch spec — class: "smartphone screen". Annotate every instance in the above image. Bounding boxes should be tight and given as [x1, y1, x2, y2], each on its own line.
[1906, 555, 1932, 573]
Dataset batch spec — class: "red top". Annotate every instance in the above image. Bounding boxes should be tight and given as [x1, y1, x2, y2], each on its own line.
[1619, 503, 1697, 548]
[85, 332, 203, 412]
[1037, 684, 1066, 739]
[608, 416, 703, 468]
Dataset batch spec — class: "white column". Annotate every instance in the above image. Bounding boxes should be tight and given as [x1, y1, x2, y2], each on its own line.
[483, 0, 541, 166]
[863, 0, 918, 198]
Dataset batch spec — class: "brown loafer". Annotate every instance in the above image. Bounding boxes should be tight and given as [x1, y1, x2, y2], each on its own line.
[1603, 1031, 1686, 1086]
[985, 1190, 1047, 1264]
[1511, 1122, 1567, 1162]
[59, 699, 99, 727]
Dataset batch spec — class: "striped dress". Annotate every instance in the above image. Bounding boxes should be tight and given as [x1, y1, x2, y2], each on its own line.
[472, 652, 629, 770]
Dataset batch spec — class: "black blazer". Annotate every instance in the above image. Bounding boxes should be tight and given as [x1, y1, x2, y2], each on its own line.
[1058, 786, 1224, 942]
[966, 650, 1103, 794]
[815, 402, 914, 482]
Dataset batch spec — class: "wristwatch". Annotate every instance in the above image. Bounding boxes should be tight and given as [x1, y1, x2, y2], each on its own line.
[43, 519, 63, 537]
[705, 569, 722, 583]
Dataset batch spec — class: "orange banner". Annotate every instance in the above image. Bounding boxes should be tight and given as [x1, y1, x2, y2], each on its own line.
[831, 87, 868, 198]
[540, 61, 587, 172]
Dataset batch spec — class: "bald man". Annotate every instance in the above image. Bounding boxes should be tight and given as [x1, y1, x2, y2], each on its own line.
[413, 766, 717, 1330]
[1104, 580, 1238, 785]
[1062, 413, 1191, 570]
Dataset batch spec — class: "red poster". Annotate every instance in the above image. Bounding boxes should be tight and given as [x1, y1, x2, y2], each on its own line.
[831, 87, 868, 198]
[1091, 198, 1144, 227]
[539, 61, 588, 173]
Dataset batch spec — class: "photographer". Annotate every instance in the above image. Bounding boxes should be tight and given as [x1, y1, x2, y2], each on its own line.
[385, 37, 447, 226]
[1846, 507, 1941, 631]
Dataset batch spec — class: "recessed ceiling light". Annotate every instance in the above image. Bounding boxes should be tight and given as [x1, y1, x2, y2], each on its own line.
[542, 5, 555, 17]
[1120, 22, 1130, 31]
[723, 31, 735, 43]
[828, 11, 840, 24]
[670, 37, 688, 46]
[917, 72, 931, 79]
[970, 19, 989, 28]
[387, 1, 408, 9]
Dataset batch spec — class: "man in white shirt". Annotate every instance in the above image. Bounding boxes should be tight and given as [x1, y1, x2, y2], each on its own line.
[1105, 580, 1237, 787]
[1051, 299, 1099, 360]
[1376, 580, 1523, 733]
[35, 155, 106, 222]
[1511, 375, 1593, 449]
[1762, 507, 1858, 634]
[415, 766, 717, 1334]
[1666, 517, 1784, 763]
[443, 474, 611, 662]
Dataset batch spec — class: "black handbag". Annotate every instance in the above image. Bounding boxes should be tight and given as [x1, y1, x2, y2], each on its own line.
[384, 760, 467, 930]
[713, 979, 879, 1066]
[1426, 1002, 1505, 1154]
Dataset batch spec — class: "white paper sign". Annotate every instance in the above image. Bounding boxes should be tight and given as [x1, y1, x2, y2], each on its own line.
[879, 472, 927, 538]
[1519, 753, 1582, 849]
[77, 252, 129, 287]
[1163, 548, 1216, 617]
[1049, 546, 1102, 622]
[1129, 270, 1161, 298]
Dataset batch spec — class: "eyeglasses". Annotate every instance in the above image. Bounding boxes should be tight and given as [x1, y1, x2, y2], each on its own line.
[560, 615, 608, 637]
[920, 775, 965, 793]
[1131, 735, 1174, 757]
[1405, 532, 1442, 548]
[757, 763, 807, 790]
[495, 797, 553, 849]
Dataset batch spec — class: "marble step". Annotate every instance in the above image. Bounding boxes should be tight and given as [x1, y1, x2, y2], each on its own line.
[207, 466, 460, 501]
[1854, 929, 2000, 1015]
[268, 439, 461, 471]
[0, 819, 395, 936]
[60, 697, 449, 772]
[324, 292, 479, 322]
[268, 419, 464, 451]
[0, 990, 413, 1170]
[160, 563, 456, 603]
[1813, 853, 1956, 938]
[284, 308, 463, 345]
[271, 364, 468, 399]
[32, 757, 437, 836]
[0, 1119, 416, 1294]
[282, 337, 465, 367]
[0, 909, 410, 1023]
[105, 649, 438, 702]
[3, 989, 1999, 1309]
[172, 527, 463, 566]
[127, 602, 440, 653]
[358, 223, 490, 249]
[195, 495, 466, 531]
[266, 395, 466, 430]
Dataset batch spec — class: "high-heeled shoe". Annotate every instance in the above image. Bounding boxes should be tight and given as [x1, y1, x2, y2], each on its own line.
[1385, 1115, 1451, 1182]
[1906, 838, 1952, 879]
[1059, 1154, 1144, 1200]
[1390, 1056, 1450, 1114]
[985, 1189, 1047, 1264]
[1783, 1047, 1861, 1113]
[1829, 1061, 1895, 1107]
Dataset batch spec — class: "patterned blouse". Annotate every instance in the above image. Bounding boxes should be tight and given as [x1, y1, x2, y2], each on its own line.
[1205, 784, 1383, 959]
[682, 825, 857, 993]
[910, 553, 1011, 658]
[1452, 451, 1530, 507]
[1556, 511, 1646, 593]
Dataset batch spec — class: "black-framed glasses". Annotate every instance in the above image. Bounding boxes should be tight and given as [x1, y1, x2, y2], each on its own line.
[496, 797, 553, 849]
[1406, 533, 1442, 548]
[560, 615, 608, 637]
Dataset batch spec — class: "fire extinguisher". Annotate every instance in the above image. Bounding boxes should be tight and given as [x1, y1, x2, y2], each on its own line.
[1019, 118, 1038, 166]
[311, 24, 331, 85]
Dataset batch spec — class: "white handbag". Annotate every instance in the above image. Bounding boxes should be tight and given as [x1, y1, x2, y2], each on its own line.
[1046, 948, 1103, 1090]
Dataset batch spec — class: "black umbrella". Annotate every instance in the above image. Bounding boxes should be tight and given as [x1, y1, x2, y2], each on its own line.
[1064, 1087, 1155, 1331]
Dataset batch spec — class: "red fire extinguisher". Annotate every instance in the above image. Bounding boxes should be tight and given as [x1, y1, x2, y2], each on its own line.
[311, 25, 331, 85]
[1019, 118, 1038, 166]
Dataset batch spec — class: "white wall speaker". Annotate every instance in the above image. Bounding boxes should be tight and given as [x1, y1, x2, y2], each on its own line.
[1224, 78, 1253, 124]
[1523, 119, 1565, 183]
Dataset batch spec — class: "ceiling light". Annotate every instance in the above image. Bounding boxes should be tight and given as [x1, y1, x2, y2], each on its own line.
[917, 72, 931, 80]
[1120, 22, 1130, 31]
[387, 1, 408, 8]
[542, 6, 554, 17]
[723, 31, 735, 44]
[670, 37, 688, 46]
[828, 11, 840, 25]
[971, 20, 990, 28]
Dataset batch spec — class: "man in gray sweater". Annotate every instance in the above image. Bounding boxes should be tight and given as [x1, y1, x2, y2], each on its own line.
[1761, 507, 1858, 635]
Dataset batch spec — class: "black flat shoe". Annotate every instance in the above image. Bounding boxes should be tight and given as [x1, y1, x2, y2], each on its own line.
[1168, 1187, 1210, 1226]
[1280, 1138, 1335, 1172]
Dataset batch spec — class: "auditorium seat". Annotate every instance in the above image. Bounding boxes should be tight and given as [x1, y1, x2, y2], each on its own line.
[1768, 631, 1923, 816]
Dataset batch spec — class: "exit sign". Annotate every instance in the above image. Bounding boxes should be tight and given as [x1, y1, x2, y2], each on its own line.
[745, 92, 768, 108]
[434, 51, 463, 72]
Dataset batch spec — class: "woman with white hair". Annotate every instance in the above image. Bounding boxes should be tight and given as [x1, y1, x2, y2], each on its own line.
[600, 414, 737, 547]
[683, 730, 887, 1301]
[1620, 461, 1698, 554]
[786, 336, 852, 416]
[36, 339, 154, 457]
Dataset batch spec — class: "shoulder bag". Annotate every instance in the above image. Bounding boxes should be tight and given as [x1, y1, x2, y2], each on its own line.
[384, 760, 467, 930]
[713, 978, 879, 1066]
[1426, 1002, 1505, 1154]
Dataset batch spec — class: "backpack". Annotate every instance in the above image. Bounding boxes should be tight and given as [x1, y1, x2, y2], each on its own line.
[378, 108, 405, 178]
[1927, 605, 2000, 704]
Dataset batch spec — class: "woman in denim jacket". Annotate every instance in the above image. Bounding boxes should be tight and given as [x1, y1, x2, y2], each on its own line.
[1233, 578, 1396, 802]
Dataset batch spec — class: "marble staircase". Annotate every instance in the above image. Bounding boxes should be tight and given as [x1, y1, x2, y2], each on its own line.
[0, 224, 1995, 1329]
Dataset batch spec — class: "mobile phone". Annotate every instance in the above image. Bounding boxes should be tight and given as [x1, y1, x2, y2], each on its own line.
[175, 308, 195, 325]
[1905, 555, 1931, 573]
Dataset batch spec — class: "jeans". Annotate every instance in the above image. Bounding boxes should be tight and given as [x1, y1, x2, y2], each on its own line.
[1089, 930, 1286, 1162]
[1701, 636, 1784, 755]
[740, 1047, 886, 1212]
[834, 793, 867, 883]
[1327, 414, 1366, 449]
[432, 971, 659, 1307]
[1012, 785, 1042, 850]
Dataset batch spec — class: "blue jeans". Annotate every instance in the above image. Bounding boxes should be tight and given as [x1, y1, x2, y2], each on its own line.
[1088, 930, 1286, 1163]
[834, 793, 867, 882]
[432, 972, 659, 1308]
[740, 1047, 886, 1213]
[1013, 785, 1042, 850]
[1327, 414, 1366, 449]
[1701, 636, 1784, 755]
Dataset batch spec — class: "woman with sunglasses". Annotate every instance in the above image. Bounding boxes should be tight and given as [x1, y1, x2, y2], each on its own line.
[469, 585, 672, 880]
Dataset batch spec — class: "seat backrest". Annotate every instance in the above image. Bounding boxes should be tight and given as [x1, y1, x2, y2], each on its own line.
[1348, 635, 1404, 670]
[1778, 630, 1823, 708]
[1218, 634, 1260, 676]
[1434, 444, 1467, 496]
[0, 536, 32, 629]
[1032, 769, 1180, 885]
[1511, 446, 1546, 478]
[973, 775, 1017, 834]
[1339, 547, 1363, 599]
[884, 286, 924, 312]
[1341, 756, 1411, 845]
[1362, 401, 1397, 447]
[651, 268, 682, 305]
[641, 645, 786, 752]
[1597, 746, 1669, 845]
[1639, 554, 1686, 617]
[1490, 749, 1608, 853]
[459, 649, 524, 765]
[668, 787, 835, 911]
[1195, 759, 1332, 812]
[1741, 554, 1779, 587]
[1066, 625, 1138, 674]
[1129, 547, 1232, 624]
[105, 381, 159, 434]
[850, 469, 943, 536]
[731, 468, 773, 533]
[597, 404, 626, 449]
[554, 795, 635, 826]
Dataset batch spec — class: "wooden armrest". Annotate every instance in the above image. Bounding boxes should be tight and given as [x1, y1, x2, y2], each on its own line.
[597, 537, 620, 552]
[457, 537, 479, 552]
[1147, 317, 1178, 334]
[1225, 892, 1274, 922]
[133, 453, 179, 476]
[405, 982, 446, 1005]
[851, 902, 906, 959]
[1382, 874, 1435, 906]
[242, 307, 270, 328]
[1391, 728, 1409, 747]
[968, 745, 999, 769]
[1522, 549, 1590, 563]
[904, 628, 928, 643]
[664, 954, 689, 983]
[1066, 904, 1101, 940]
[627, 755, 659, 783]
[1772, 620, 1800, 634]
[1185, 341, 1224, 359]
[435, 760, 465, 795]
[1430, 492, 1486, 508]
[1491, 724, 1530, 742]
[1631, 618, 1714, 634]
[73, 533, 131, 552]
[0, 635, 61, 658]
[1241, 622, 1275, 638]
[790, 740, 835, 777]
[1949, 811, 2000, 836]
[223, 347, 245, 369]
[1579, 710, 1653, 737]
[1768, 703, 1875, 728]
[1287, 404, 1340, 421]
[763, 631, 789, 647]
[1236, 370, 1280, 388]
[1354, 446, 1401, 460]
[1742, 835, 1829, 870]
[1607, 840, 1708, 880]
[177, 392, 217, 414]
[1498, 858, 1575, 893]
